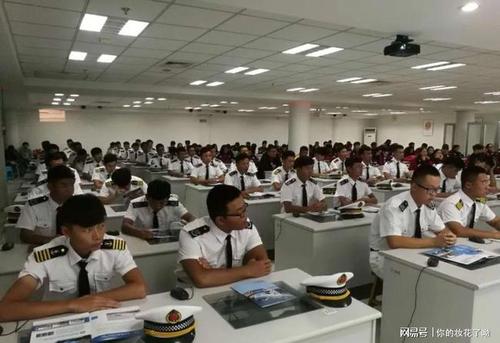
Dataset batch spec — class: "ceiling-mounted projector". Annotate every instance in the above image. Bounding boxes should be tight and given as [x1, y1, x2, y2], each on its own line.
[384, 35, 420, 57]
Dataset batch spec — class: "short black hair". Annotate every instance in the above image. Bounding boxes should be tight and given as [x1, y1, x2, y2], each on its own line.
[299, 146, 308, 152]
[58, 194, 106, 228]
[390, 144, 404, 153]
[294, 156, 314, 169]
[111, 168, 132, 187]
[47, 165, 75, 183]
[90, 147, 102, 156]
[45, 151, 67, 165]
[358, 144, 372, 155]
[235, 152, 249, 163]
[207, 185, 241, 222]
[199, 146, 211, 156]
[345, 156, 362, 168]
[472, 144, 484, 151]
[146, 179, 171, 200]
[103, 153, 118, 165]
[461, 166, 488, 186]
[411, 164, 440, 184]
[282, 150, 295, 159]
[468, 153, 493, 168]
[442, 156, 465, 170]
[177, 146, 186, 153]
[314, 147, 326, 156]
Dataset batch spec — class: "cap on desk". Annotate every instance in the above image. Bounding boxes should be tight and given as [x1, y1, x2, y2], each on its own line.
[135, 305, 202, 342]
[301, 272, 354, 308]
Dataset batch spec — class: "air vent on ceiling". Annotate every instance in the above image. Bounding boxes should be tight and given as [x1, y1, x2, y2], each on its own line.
[101, 18, 127, 34]
[155, 61, 194, 73]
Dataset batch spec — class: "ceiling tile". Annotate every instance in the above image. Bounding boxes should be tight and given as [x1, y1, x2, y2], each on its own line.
[244, 37, 300, 52]
[75, 31, 135, 47]
[181, 42, 233, 55]
[240, 9, 298, 23]
[270, 24, 337, 42]
[316, 32, 381, 49]
[424, 49, 480, 60]
[216, 15, 289, 36]
[130, 37, 187, 50]
[174, 0, 241, 13]
[15, 35, 72, 50]
[5, 2, 81, 28]
[208, 55, 254, 67]
[7, 0, 85, 11]
[196, 30, 257, 46]
[224, 47, 273, 59]
[87, 0, 169, 21]
[276, 64, 318, 73]
[157, 5, 234, 29]
[121, 47, 172, 59]
[10, 22, 76, 40]
[329, 49, 377, 61]
[141, 23, 207, 41]
[114, 55, 160, 66]
[165, 51, 215, 63]
[17, 46, 68, 57]
[73, 41, 126, 55]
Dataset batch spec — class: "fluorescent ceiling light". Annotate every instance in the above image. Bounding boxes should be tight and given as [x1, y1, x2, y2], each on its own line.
[145, 97, 155, 100]
[144, 101, 153, 104]
[306, 46, 344, 57]
[201, 104, 210, 107]
[461, 2, 479, 12]
[244, 68, 269, 75]
[337, 77, 362, 83]
[157, 98, 166, 101]
[54, 93, 64, 96]
[431, 86, 457, 91]
[230, 101, 239, 104]
[97, 54, 116, 63]
[190, 80, 207, 86]
[51, 102, 59, 105]
[119, 20, 149, 37]
[423, 98, 452, 101]
[428, 63, 466, 71]
[364, 113, 378, 116]
[133, 101, 142, 104]
[411, 61, 449, 70]
[286, 87, 305, 92]
[390, 111, 407, 114]
[80, 13, 108, 32]
[282, 43, 319, 55]
[362, 93, 380, 97]
[484, 92, 500, 96]
[327, 112, 342, 115]
[474, 100, 500, 104]
[63, 103, 71, 106]
[282, 104, 289, 106]
[133, 105, 141, 108]
[419, 85, 445, 90]
[220, 101, 228, 104]
[299, 88, 319, 93]
[267, 106, 277, 109]
[351, 110, 368, 113]
[69, 51, 87, 61]
[123, 105, 131, 107]
[184, 107, 193, 110]
[351, 78, 377, 84]
[69, 94, 79, 97]
[53, 98, 62, 101]
[66, 98, 75, 102]
[225, 67, 249, 74]
[206, 81, 224, 87]
[209, 104, 220, 107]
[372, 93, 392, 98]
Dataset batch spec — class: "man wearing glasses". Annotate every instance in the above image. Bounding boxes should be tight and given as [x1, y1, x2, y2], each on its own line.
[178, 185, 271, 288]
[438, 166, 500, 240]
[0, 194, 146, 322]
[369, 165, 457, 278]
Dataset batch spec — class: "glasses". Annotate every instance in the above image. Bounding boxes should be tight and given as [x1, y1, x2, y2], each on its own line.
[415, 183, 440, 195]
[226, 203, 249, 218]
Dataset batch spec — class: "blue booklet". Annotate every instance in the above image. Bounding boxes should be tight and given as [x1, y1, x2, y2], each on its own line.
[423, 244, 499, 265]
[231, 280, 296, 308]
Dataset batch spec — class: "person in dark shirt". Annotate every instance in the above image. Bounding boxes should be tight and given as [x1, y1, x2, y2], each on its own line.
[257, 145, 282, 179]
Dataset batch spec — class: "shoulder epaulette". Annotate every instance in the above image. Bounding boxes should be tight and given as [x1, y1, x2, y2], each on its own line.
[28, 195, 49, 206]
[171, 158, 178, 163]
[210, 162, 216, 167]
[188, 225, 210, 238]
[475, 197, 487, 204]
[246, 172, 256, 177]
[285, 178, 296, 186]
[34, 245, 67, 263]
[131, 180, 143, 186]
[167, 200, 179, 206]
[195, 163, 203, 168]
[339, 179, 349, 185]
[101, 239, 126, 250]
[229, 170, 237, 176]
[214, 158, 221, 163]
[132, 201, 148, 208]
[105, 180, 114, 187]
[137, 151, 144, 155]
[95, 166, 105, 172]
[399, 200, 408, 212]
[455, 199, 464, 210]
[273, 168, 282, 175]
[85, 158, 94, 163]
[35, 179, 48, 186]
[309, 178, 317, 184]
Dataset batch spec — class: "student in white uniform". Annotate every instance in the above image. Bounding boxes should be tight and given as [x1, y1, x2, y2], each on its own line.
[280, 156, 326, 213]
[190, 146, 224, 186]
[312, 147, 331, 177]
[438, 166, 500, 240]
[224, 153, 263, 197]
[335, 157, 377, 206]
[228, 146, 258, 174]
[0, 194, 146, 322]
[17, 166, 76, 246]
[99, 168, 148, 205]
[383, 144, 410, 180]
[168, 147, 193, 177]
[271, 151, 296, 191]
[148, 143, 170, 170]
[330, 144, 349, 174]
[187, 145, 202, 167]
[91, 153, 119, 190]
[82, 147, 103, 180]
[358, 145, 383, 185]
[435, 156, 464, 198]
[178, 185, 271, 288]
[369, 165, 457, 278]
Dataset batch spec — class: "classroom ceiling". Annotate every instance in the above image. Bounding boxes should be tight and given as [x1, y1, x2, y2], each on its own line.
[1, 0, 500, 117]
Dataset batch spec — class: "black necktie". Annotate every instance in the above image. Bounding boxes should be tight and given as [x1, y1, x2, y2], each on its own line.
[341, 162, 344, 172]
[396, 162, 401, 179]
[441, 179, 447, 193]
[285, 172, 289, 181]
[351, 182, 358, 201]
[366, 165, 370, 179]
[180, 161, 184, 174]
[153, 211, 159, 228]
[225, 235, 233, 268]
[146, 153, 149, 163]
[77, 260, 90, 297]
[205, 165, 209, 180]
[414, 208, 422, 238]
[302, 184, 308, 207]
[318, 162, 321, 174]
[240, 175, 246, 191]
[160, 157, 163, 167]
[469, 203, 476, 228]
[191, 157, 194, 164]
[56, 206, 62, 235]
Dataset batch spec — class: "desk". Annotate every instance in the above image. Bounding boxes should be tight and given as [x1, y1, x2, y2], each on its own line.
[246, 195, 282, 250]
[371, 185, 409, 202]
[381, 238, 500, 342]
[0, 234, 178, 297]
[184, 183, 214, 217]
[162, 175, 190, 204]
[273, 213, 375, 288]
[104, 204, 127, 231]
[130, 165, 149, 181]
[143, 169, 169, 183]
[312, 176, 339, 189]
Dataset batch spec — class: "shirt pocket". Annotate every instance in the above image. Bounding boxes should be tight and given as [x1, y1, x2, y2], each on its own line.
[49, 279, 76, 293]
[93, 272, 113, 292]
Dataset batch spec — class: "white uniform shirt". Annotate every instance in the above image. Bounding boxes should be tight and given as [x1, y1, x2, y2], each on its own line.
[117, 148, 127, 159]
[129, 149, 144, 163]
[438, 169, 461, 193]
[83, 159, 102, 176]
[178, 216, 263, 268]
[99, 175, 148, 199]
[224, 170, 261, 191]
[271, 166, 296, 186]
[124, 195, 188, 230]
[438, 190, 495, 227]
[212, 158, 227, 173]
[16, 194, 60, 237]
[191, 163, 223, 180]
[187, 155, 202, 167]
[35, 163, 47, 177]
[168, 158, 194, 175]
[91, 166, 119, 184]
[360, 161, 382, 181]
[313, 158, 330, 174]
[127, 148, 136, 161]
[335, 176, 372, 200]
[19, 235, 136, 300]
[280, 177, 325, 207]
[148, 155, 170, 169]
[330, 158, 346, 173]
[369, 191, 444, 277]
[228, 161, 258, 174]
[383, 158, 409, 178]
[29, 167, 83, 197]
